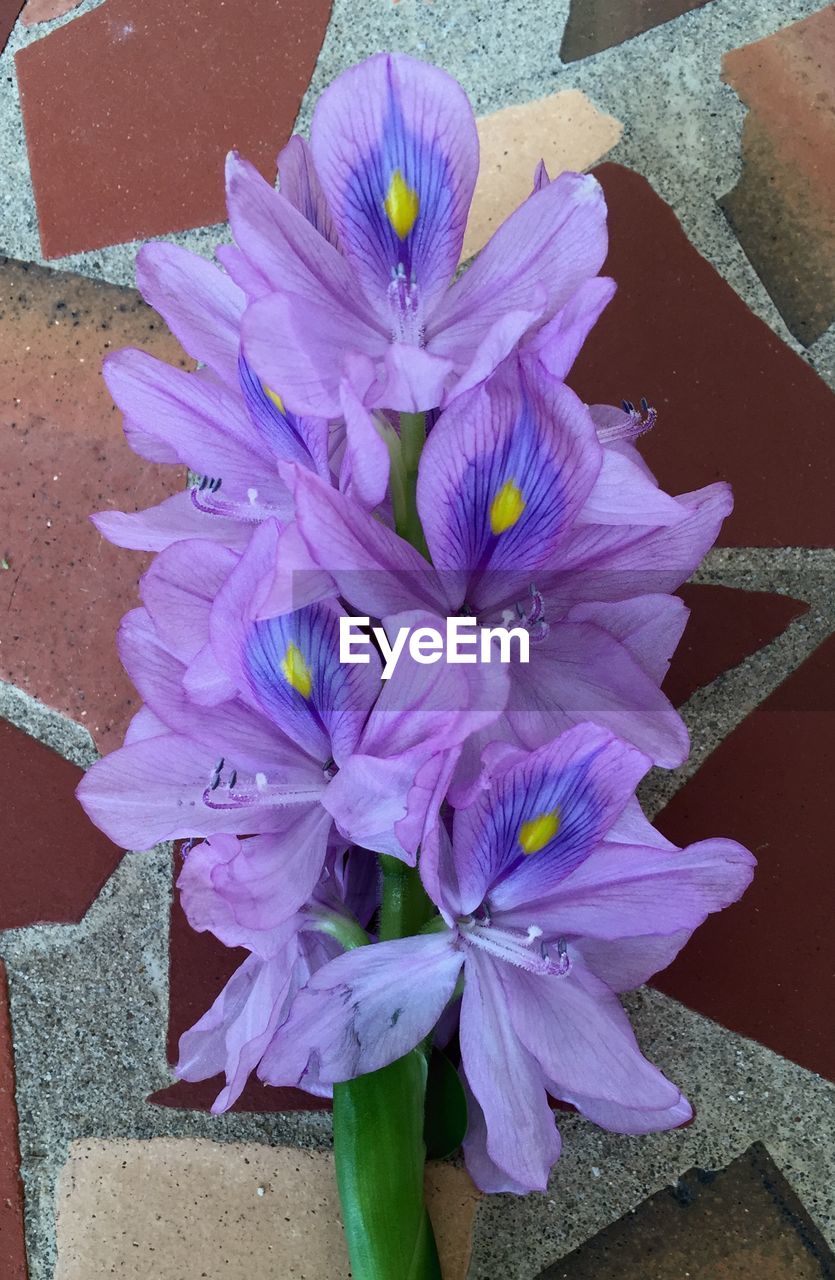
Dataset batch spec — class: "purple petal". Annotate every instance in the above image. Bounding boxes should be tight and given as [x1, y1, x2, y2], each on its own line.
[460, 953, 560, 1192]
[310, 52, 478, 321]
[338, 379, 390, 510]
[505, 957, 681, 1110]
[258, 933, 463, 1086]
[537, 482, 734, 608]
[242, 287, 387, 418]
[509, 837, 756, 945]
[523, 276, 615, 381]
[460, 1071, 534, 1194]
[140, 540, 239, 662]
[178, 818, 333, 948]
[573, 931, 693, 993]
[92, 492, 252, 553]
[176, 946, 301, 1113]
[76, 732, 322, 849]
[103, 349, 284, 498]
[291, 467, 454, 616]
[501, 619, 690, 769]
[418, 360, 601, 610]
[237, 353, 331, 476]
[577, 445, 685, 526]
[565, 594, 689, 685]
[451, 724, 650, 916]
[277, 135, 341, 248]
[547, 1076, 693, 1135]
[136, 243, 245, 385]
[429, 171, 607, 374]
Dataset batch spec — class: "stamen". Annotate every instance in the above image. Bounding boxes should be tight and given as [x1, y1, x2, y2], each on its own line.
[189, 485, 282, 524]
[387, 263, 424, 345]
[459, 918, 572, 977]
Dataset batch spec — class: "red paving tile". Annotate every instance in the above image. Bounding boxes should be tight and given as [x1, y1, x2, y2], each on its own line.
[0, 718, 122, 928]
[0, 962, 28, 1280]
[538, 1144, 835, 1278]
[20, 0, 81, 25]
[15, 0, 333, 258]
[653, 631, 835, 1082]
[720, 8, 835, 347]
[664, 584, 809, 708]
[0, 256, 189, 752]
[0, 0, 24, 58]
[149, 850, 330, 1114]
[570, 164, 835, 548]
[560, 0, 712, 63]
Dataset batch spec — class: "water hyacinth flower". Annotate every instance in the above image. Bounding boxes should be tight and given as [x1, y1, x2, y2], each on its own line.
[75, 44, 758, 1280]
[258, 724, 755, 1191]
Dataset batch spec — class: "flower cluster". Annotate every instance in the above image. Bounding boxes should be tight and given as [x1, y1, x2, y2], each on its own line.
[78, 52, 754, 1194]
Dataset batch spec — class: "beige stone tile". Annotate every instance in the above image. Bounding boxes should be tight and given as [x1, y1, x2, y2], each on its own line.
[54, 1137, 481, 1279]
[463, 89, 622, 260]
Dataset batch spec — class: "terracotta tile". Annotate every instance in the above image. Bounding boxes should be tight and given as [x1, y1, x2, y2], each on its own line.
[0, 0, 24, 57]
[538, 1143, 835, 1278]
[0, 256, 189, 751]
[20, 0, 81, 25]
[664, 585, 809, 708]
[570, 165, 835, 548]
[462, 90, 621, 260]
[149, 849, 330, 1114]
[720, 9, 835, 347]
[0, 718, 122, 927]
[0, 962, 28, 1280]
[15, 0, 333, 258]
[54, 1138, 480, 1280]
[560, 0, 712, 63]
[653, 632, 835, 1081]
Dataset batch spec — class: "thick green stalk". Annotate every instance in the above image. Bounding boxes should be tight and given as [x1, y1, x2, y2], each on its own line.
[333, 413, 443, 1279]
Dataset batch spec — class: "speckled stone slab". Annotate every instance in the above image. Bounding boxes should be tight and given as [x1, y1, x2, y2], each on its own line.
[462, 90, 621, 259]
[0, 255, 188, 750]
[570, 165, 835, 548]
[0, 717, 121, 927]
[20, 0, 81, 25]
[0, 961, 28, 1280]
[53, 1139, 480, 1280]
[720, 7, 835, 346]
[537, 1143, 835, 1278]
[0, 0, 23, 56]
[560, 0, 713, 63]
[15, 0, 332, 257]
[653, 630, 835, 1082]
[664, 584, 809, 708]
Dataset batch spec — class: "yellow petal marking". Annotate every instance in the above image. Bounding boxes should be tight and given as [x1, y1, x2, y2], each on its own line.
[384, 169, 420, 240]
[264, 385, 285, 415]
[519, 810, 560, 855]
[281, 643, 312, 698]
[490, 479, 526, 535]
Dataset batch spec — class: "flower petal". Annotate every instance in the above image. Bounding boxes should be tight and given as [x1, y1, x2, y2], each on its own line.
[577, 445, 685, 526]
[277, 134, 340, 248]
[140, 540, 239, 662]
[506, 957, 681, 1110]
[451, 724, 650, 915]
[258, 933, 463, 1086]
[460, 953, 560, 1192]
[429, 171, 607, 372]
[418, 360, 601, 608]
[565, 594, 689, 686]
[311, 52, 478, 320]
[523, 275, 615, 381]
[135, 242, 245, 385]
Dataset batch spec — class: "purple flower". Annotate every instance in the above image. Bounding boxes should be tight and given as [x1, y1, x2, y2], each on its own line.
[254, 355, 730, 770]
[77, 523, 507, 868]
[235, 52, 610, 416]
[175, 837, 376, 1112]
[257, 724, 755, 1191]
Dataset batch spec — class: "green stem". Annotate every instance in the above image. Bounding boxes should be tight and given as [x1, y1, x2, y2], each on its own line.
[333, 415, 443, 1277]
[393, 412, 430, 559]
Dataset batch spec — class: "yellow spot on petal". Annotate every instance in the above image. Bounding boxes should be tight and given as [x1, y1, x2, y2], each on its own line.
[490, 480, 526, 535]
[519, 810, 560, 855]
[281, 643, 312, 698]
[264, 385, 285, 415]
[384, 169, 420, 240]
